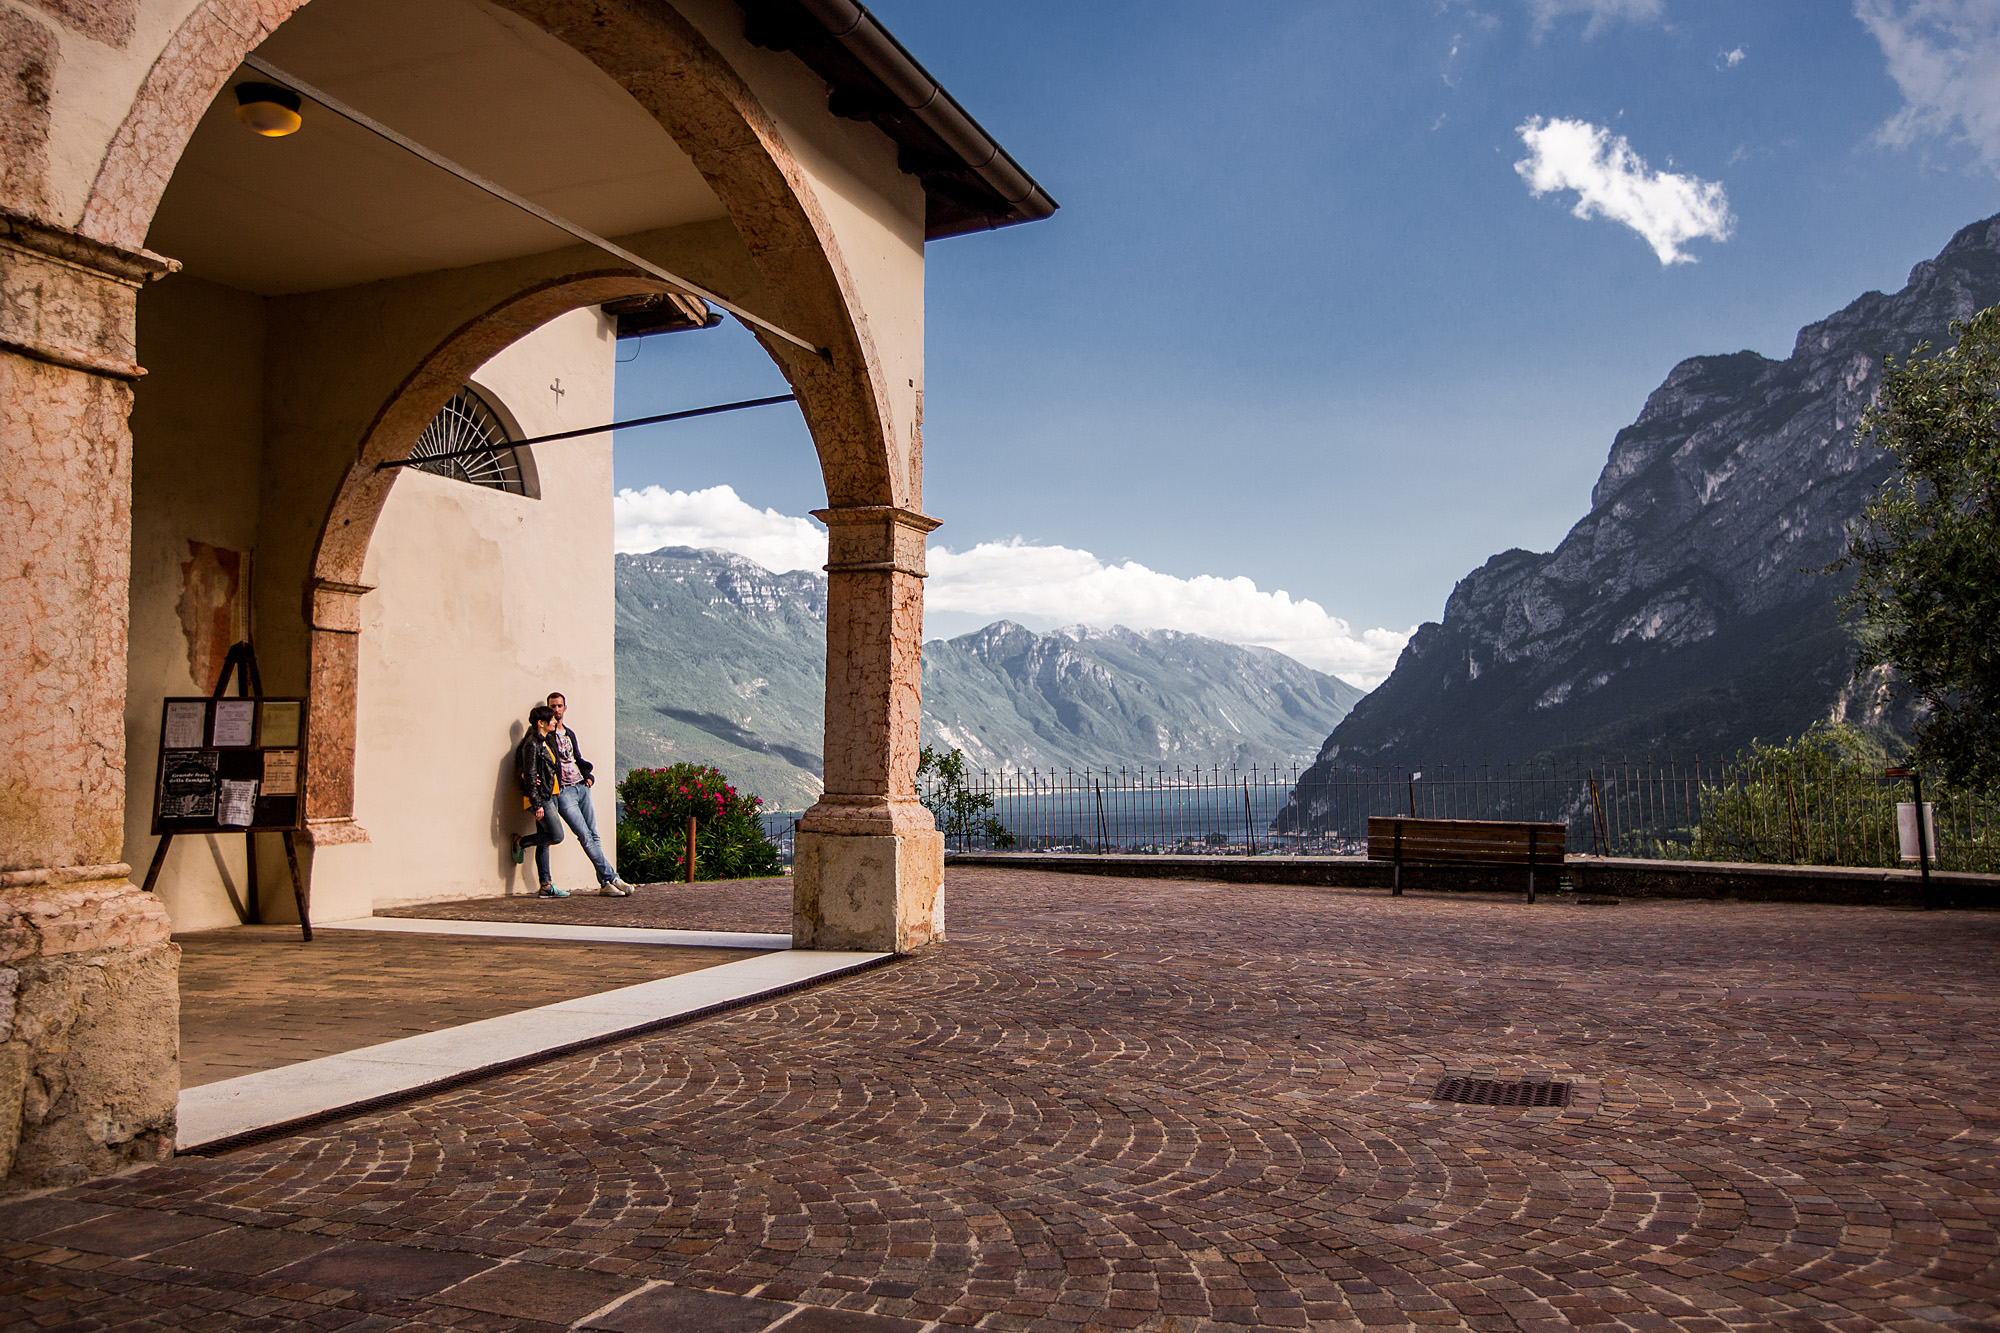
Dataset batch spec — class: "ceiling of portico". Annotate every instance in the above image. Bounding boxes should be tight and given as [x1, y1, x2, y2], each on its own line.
[146, 0, 731, 296]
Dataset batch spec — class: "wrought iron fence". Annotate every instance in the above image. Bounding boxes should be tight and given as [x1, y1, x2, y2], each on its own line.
[912, 758, 2000, 874]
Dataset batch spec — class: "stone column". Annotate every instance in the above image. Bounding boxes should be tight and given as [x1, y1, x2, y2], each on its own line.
[0, 212, 179, 1187]
[793, 505, 944, 953]
[302, 577, 374, 848]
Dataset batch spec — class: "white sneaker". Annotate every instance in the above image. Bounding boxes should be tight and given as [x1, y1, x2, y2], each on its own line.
[599, 880, 633, 897]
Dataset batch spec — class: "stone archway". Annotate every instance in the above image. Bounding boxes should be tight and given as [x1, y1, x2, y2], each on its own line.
[2, 0, 945, 1189]
[299, 270, 672, 843]
[82, 0, 910, 512]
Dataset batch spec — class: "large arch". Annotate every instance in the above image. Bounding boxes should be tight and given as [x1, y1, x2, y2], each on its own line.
[81, 0, 908, 510]
[2, 0, 952, 1188]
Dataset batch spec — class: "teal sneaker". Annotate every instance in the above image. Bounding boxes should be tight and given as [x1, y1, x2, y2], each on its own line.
[537, 883, 569, 898]
[511, 835, 525, 865]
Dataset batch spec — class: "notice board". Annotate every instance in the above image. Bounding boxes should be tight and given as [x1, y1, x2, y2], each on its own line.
[150, 696, 308, 835]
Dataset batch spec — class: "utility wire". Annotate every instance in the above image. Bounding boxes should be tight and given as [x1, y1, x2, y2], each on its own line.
[375, 393, 798, 471]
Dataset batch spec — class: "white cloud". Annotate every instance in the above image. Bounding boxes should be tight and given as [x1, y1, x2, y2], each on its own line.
[613, 484, 826, 572]
[1857, 0, 2000, 170]
[1523, 0, 1663, 37]
[926, 540, 1410, 688]
[612, 487, 1412, 687]
[1720, 45, 1747, 66]
[1514, 116, 1734, 264]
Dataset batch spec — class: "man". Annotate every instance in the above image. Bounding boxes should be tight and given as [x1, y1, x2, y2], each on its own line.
[512, 705, 570, 898]
[545, 691, 634, 896]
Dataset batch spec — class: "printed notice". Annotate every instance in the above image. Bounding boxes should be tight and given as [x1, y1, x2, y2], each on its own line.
[212, 699, 256, 747]
[219, 779, 259, 827]
[163, 701, 206, 750]
[260, 700, 301, 748]
[262, 749, 298, 796]
[159, 750, 219, 820]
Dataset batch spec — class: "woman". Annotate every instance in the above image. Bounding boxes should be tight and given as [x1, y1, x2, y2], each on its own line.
[511, 704, 569, 897]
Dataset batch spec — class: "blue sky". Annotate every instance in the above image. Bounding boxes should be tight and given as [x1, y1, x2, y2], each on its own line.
[611, 0, 2000, 684]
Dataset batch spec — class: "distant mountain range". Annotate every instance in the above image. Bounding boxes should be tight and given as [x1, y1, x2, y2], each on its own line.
[614, 547, 1365, 808]
[1299, 211, 2000, 777]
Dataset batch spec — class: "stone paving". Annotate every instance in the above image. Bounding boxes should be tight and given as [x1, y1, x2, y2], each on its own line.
[5, 868, 1998, 1331]
[374, 879, 792, 935]
[176, 925, 769, 1087]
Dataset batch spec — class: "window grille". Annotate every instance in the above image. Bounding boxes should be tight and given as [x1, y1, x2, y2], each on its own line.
[408, 387, 530, 495]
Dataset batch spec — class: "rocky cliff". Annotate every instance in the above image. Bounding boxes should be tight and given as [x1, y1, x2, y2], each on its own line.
[1304, 212, 2000, 772]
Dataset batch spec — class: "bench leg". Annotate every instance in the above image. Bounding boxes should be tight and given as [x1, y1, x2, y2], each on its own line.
[1392, 859, 1402, 897]
[1527, 866, 1536, 904]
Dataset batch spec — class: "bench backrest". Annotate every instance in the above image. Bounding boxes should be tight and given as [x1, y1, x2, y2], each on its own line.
[1366, 816, 1568, 866]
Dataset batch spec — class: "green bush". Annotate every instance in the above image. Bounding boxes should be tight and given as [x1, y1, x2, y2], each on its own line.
[615, 763, 782, 882]
[1665, 726, 2000, 872]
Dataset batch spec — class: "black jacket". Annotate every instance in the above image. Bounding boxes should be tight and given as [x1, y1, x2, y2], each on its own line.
[514, 726, 596, 809]
[514, 731, 562, 809]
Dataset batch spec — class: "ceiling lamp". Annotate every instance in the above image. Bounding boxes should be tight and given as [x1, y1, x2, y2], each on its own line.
[234, 82, 302, 137]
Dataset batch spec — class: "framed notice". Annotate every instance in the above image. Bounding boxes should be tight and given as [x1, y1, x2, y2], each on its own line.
[150, 697, 308, 834]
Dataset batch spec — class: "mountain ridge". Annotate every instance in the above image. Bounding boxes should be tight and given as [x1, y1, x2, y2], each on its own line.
[1300, 211, 2000, 773]
[614, 547, 1364, 804]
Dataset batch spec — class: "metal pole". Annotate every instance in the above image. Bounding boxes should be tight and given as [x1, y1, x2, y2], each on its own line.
[1913, 769, 1933, 909]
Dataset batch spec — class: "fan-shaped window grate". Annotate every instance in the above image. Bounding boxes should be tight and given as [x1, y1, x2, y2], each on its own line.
[408, 388, 530, 495]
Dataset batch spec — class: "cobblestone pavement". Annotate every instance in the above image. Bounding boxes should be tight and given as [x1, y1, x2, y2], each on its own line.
[375, 878, 792, 935]
[178, 926, 769, 1086]
[8, 868, 1998, 1332]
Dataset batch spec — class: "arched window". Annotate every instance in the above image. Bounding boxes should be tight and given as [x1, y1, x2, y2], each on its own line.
[408, 387, 531, 495]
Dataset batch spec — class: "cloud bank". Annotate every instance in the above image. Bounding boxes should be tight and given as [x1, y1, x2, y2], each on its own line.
[1523, 0, 1663, 38]
[614, 484, 826, 573]
[1514, 116, 1734, 264]
[613, 486, 1411, 686]
[1857, 0, 2000, 170]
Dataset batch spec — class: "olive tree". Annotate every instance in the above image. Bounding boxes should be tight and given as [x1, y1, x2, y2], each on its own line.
[1838, 304, 2000, 790]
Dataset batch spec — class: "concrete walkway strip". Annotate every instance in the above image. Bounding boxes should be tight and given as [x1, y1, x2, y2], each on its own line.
[176, 949, 888, 1152]
[319, 915, 790, 950]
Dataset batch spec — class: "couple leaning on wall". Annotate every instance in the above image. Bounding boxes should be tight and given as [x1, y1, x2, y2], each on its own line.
[510, 692, 635, 899]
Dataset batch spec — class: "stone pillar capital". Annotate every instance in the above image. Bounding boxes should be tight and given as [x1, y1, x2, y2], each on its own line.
[307, 578, 375, 634]
[0, 209, 177, 381]
[812, 505, 940, 578]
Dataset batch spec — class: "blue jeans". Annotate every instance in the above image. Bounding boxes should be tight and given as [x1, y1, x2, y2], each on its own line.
[552, 783, 616, 885]
[519, 804, 564, 885]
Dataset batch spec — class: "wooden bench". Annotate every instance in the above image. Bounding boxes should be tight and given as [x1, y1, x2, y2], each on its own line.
[1366, 817, 1567, 902]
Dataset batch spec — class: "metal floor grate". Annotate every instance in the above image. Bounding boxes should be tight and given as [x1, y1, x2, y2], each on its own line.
[1432, 1076, 1571, 1108]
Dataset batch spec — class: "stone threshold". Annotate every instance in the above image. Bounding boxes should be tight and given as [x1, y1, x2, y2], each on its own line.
[322, 914, 790, 950]
[176, 947, 890, 1153]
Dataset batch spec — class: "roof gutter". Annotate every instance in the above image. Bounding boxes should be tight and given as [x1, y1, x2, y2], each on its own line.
[737, 0, 1057, 240]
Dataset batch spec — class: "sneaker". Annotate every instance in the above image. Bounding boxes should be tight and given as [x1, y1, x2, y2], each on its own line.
[537, 883, 569, 898]
[511, 835, 525, 865]
[598, 881, 632, 897]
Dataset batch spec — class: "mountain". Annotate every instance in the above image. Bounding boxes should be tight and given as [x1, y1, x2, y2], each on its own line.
[614, 548, 1365, 805]
[615, 547, 830, 810]
[1303, 212, 2000, 774]
[922, 621, 1363, 771]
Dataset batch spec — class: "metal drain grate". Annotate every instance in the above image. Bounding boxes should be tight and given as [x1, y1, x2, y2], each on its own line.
[1432, 1076, 1571, 1108]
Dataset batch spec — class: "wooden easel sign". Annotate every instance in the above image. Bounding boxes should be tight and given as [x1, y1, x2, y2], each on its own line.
[141, 644, 313, 938]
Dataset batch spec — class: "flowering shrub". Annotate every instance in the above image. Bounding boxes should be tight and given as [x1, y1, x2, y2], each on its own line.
[615, 763, 781, 882]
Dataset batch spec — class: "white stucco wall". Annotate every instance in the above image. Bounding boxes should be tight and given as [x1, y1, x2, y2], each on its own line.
[316, 307, 618, 917]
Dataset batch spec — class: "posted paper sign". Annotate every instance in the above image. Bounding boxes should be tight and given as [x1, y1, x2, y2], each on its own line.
[163, 701, 206, 750]
[159, 750, 219, 819]
[262, 749, 298, 796]
[260, 700, 301, 748]
[219, 779, 259, 827]
[212, 700, 256, 747]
